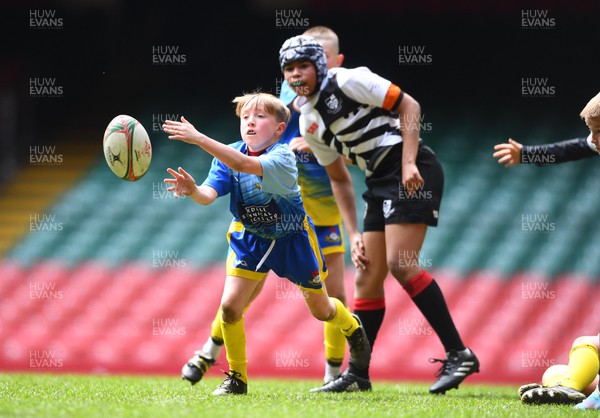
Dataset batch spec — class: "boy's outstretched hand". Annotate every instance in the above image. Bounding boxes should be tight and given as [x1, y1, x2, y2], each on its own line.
[163, 117, 202, 145]
[493, 138, 523, 167]
[164, 167, 197, 198]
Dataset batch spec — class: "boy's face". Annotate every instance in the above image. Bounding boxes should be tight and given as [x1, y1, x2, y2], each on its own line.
[239, 104, 285, 152]
[587, 118, 600, 153]
[283, 60, 318, 97]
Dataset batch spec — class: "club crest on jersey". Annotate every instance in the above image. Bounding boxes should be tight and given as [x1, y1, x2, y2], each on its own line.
[310, 270, 322, 286]
[325, 228, 341, 243]
[383, 199, 395, 219]
[324, 93, 342, 114]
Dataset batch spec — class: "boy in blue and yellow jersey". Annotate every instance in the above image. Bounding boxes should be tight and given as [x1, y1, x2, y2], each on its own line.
[278, 26, 349, 384]
[182, 26, 351, 387]
[163, 92, 370, 395]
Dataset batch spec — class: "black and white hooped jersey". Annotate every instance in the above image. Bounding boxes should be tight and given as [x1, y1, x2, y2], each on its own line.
[297, 66, 405, 175]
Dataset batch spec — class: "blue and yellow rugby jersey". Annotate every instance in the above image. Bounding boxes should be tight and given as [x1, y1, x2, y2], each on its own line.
[279, 81, 342, 227]
[202, 141, 306, 240]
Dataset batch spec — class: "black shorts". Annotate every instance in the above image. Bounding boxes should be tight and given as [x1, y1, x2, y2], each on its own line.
[362, 142, 443, 231]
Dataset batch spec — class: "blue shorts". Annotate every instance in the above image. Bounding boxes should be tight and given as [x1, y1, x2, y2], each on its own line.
[314, 223, 345, 255]
[225, 217, 327, 293]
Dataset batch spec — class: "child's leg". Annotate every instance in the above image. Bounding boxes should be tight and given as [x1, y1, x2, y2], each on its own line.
[182, 279, 267, 386]
[385, 222, 478, 394]
[204, 279, 267, 356]
[322, 251, 347, 381]
[545, 336, 599, 394]
[219, 275, 262, 384]
[305, 291, 372, 392]
[385, 223, 465, 353]
[304, 291, 370, 370]
[352, 231, 389, 354]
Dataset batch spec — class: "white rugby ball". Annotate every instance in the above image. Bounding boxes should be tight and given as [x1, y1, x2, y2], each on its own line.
[103, 115, 152, 181]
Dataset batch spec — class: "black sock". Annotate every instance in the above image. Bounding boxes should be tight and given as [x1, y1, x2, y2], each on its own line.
[411, 280, 465, 353]
[354, 308, 385, 353]
[348, 305, 385, 378]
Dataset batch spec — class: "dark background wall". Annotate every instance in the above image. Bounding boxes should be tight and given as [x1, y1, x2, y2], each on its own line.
[2, 0, 599, 181]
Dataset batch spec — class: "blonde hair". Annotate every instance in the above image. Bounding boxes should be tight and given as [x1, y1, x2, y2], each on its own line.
[580, 92, 600, 122]
[304, 26, 339, 55]
[233, 92, 290, 124]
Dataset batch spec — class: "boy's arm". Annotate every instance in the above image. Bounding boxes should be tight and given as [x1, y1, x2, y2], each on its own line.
[325, 156, 368, 269]
[190, 185, 218, 205]
[395, 92, 424, 194]
[521, 136, 597, 165]
[163, 117, 263, 175]
[494, 136, 597, 167]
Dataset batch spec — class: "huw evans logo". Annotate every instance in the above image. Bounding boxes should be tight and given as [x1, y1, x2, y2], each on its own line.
[398, 45, 432, 65]
[30, 350, 63, 370]
[275, 349, 310, 369]
[29, 145, 63, 165]
[521, 10, 556, 29]
[152, 181, 186, 200]
[152, 46, 187, 65]
[152, 113, 181, 133]
[152, 250, 187, 268]
[275, 10, 309, 29]
[398, 317, 433, 337]
[152, 318, 186, 337]
[29, 213, 63, 232]
[521, 281, 556, 300]
[29, 10, 63, 29]
[397, 250, 433, 269]
[521, 78, 556, 98]
[521, 145, 556, 165]
[400, 113, 433, 133]
[30, 282, 63, 300]
[522, 350, 556, 369]
[29, 78, 63, 98]
[521, 213, 555, 233]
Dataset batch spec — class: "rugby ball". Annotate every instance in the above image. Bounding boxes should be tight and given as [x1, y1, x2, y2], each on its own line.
[103, 115, 152, 181]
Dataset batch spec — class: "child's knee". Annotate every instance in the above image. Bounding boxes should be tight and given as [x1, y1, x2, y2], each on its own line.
[355, 268, 386, 297]
[306, 297, 334, 321]
[312, 311, 330, 321]
[572, 336, 599, 350]
[220, 303, 243, 323]
[388, 261, 418, 285]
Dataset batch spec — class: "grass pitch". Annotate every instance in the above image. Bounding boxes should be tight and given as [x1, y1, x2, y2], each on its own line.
[0, 373, 587, 417]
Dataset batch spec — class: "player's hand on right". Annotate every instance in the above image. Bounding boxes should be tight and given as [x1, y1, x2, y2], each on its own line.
[493, 138, 523, 167]
[164, 167, 197, 198]
[349, 232, 369, 269]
